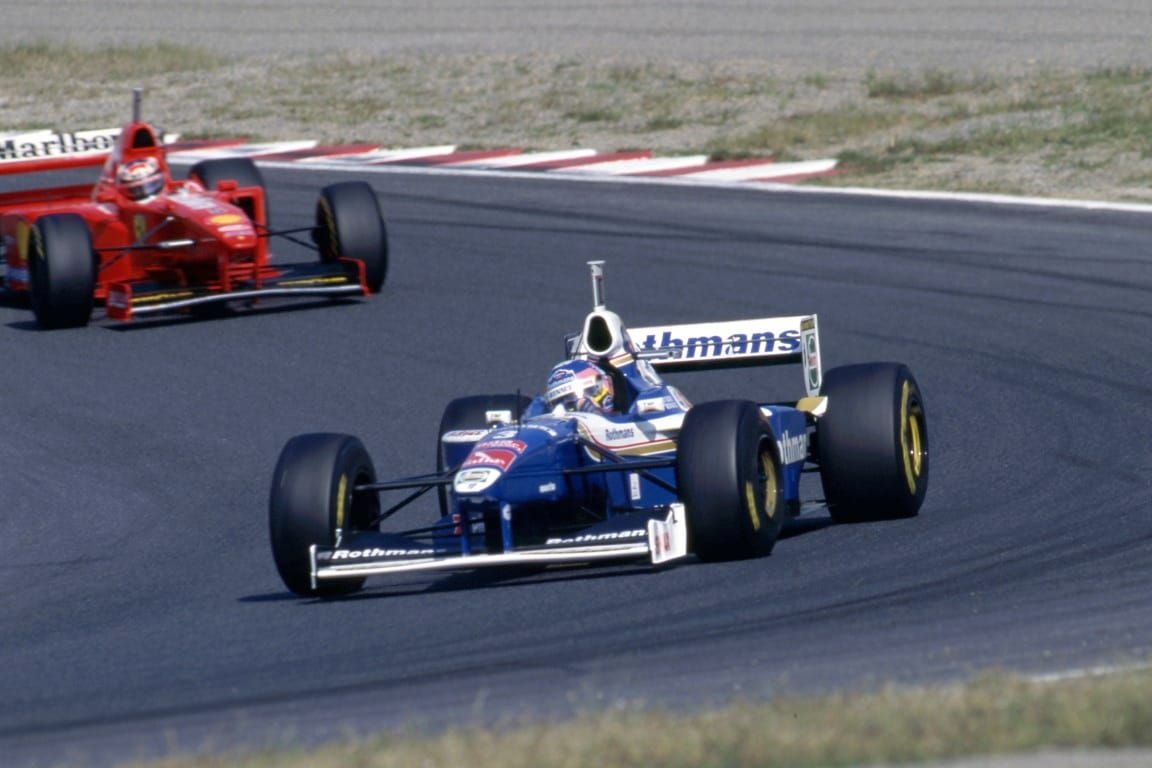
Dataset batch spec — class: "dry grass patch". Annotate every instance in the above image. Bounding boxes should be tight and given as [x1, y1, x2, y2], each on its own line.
[132, 667, 1152, 768]
[4, 43, 1152, 199]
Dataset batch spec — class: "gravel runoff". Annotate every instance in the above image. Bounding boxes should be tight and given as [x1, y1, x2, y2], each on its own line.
[4, 1, 1152, 74]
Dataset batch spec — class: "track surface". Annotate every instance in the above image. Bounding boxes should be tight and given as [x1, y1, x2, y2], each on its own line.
[1, 165, 1150, 766]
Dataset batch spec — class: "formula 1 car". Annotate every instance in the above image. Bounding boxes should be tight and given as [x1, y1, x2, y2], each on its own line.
[269, 261, 928, 597]
[0, 91, 386, 328]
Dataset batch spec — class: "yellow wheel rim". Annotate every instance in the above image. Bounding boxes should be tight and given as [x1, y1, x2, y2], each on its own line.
[899, 381, 926, 494]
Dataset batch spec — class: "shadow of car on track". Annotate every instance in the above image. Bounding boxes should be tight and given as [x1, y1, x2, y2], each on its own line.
[2, 296, 365, 332]
[240, 515, 839, 604]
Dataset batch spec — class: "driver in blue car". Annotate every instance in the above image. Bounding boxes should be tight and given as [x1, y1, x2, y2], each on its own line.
[545, 360, 616, 414]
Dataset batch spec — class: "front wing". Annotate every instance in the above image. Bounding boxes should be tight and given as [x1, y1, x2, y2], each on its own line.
[309, 504, 689, 589]
[105, 258, 367, 320]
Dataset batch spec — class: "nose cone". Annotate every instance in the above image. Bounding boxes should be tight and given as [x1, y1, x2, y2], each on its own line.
[207, 212, 256, 245]
[451, 438, 529, 495]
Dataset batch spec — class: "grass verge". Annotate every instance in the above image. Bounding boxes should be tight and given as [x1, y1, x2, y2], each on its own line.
[132, 666, 1152, 768]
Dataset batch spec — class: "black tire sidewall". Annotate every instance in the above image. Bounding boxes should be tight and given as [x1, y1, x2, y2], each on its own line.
[817, 362, 929, 522]
[29, 213, 95, 329]
[677, 400, 783, 561]
[316, 181, 388, 293]
[268, 433, 377, 595]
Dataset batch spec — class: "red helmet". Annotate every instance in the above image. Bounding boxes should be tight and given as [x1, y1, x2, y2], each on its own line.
[546, 360, 614, 414]
[116, 157, 165, 201]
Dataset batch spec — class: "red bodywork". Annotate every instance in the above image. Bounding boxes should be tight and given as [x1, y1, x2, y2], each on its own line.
[0, 121, 368, 321]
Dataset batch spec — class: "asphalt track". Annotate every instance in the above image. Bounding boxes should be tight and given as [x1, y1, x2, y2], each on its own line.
[1, 162, 1151, 766]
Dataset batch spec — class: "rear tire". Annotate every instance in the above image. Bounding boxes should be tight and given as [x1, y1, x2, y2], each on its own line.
[269, 433, 379, 596]
[28, 214, 95, 329]
[677, 400, 784, 561]
[816, 362, 929, 523]
[316, 181, 388, 293]
[435, 394, 533, 515]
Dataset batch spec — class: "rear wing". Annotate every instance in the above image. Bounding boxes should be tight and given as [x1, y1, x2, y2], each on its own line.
[631, 315, 822, 396]
[0, 128, 121, 175]
[569, 262, 823, 397]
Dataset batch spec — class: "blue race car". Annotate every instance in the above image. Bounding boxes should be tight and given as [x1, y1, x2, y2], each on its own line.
[269, 261, 929, 596]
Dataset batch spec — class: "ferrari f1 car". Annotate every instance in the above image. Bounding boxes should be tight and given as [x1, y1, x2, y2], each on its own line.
[269, 261, 928, 596]
[0, 91, 386, 328]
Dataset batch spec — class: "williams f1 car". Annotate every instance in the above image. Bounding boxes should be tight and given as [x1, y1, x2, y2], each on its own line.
[0, 90, 387, 328]
[269, 261, 928, 597]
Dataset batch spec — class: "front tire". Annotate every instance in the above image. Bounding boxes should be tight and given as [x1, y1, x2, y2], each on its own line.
[316, 181, 388, 294]
[677, 400, 784, 561]
[269, 433, 380, 596]
[28, 214, 96, 329]
[816, 362, 929, 523]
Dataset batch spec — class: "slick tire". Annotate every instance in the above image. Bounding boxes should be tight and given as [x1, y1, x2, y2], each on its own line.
[269, 433, 379, 597]
[816, 362, 929, 523]
[188, 158, 267, 225]
[316, 181, 388, 294]
[677, 400, 784, 562]
[435, 394, 533, 516]
[28, 213, 96, 330]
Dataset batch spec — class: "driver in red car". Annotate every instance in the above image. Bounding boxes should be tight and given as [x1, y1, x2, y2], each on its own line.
[115, 156, 167, 202]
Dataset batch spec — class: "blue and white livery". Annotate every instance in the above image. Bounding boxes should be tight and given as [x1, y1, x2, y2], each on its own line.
[268, 261, 929, 597]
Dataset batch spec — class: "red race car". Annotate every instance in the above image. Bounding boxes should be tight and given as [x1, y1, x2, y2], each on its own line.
[0, 91, 387, 328]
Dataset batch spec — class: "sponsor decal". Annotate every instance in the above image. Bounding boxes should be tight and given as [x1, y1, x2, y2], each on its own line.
[133, 215, 147, 243]
[329, 547, 436, 560]
[777, 430, 809, 465]
[546, 529, 647, 546]
[521, 422, 559, 437]
[453, 467, 501, 494]
[442, 429, 491, 443]
[546, 367, 580, 402]
[210, 214, 244, 225]
[629, 472, 641, 501]
[481, 439, 527, 453]
[635, 397, 667, 414]
[538, 482, 557, 493]
[462, 448, 518, 470]
[639, 329, 801, 359]
[604, 426, 636, 441]
[484, 409, 514, 425]
[0, 129, 118, 162]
